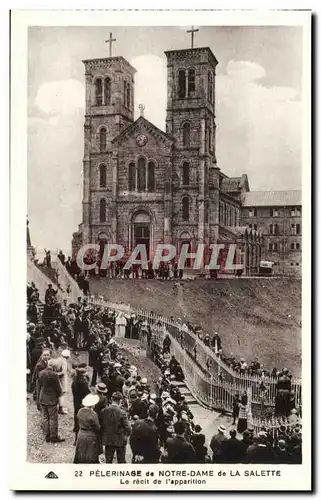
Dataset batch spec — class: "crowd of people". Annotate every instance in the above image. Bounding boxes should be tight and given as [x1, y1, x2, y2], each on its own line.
[27, 275, 301, 464]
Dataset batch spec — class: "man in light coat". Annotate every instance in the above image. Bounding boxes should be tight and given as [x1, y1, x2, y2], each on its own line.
[55, 348, 71, 414]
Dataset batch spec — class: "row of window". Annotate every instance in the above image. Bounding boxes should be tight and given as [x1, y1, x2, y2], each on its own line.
[95, 78, 111, 107]
[269, 224, 301, 235]
[128, 159, 156, 192]
[248, 207, 301, 217]
[219, 202, 240, 227]
[94, 78, 131, 108]
[100, 161, 193, 189]
[177, 69, 214, 103]
[268, 242, 301, 251]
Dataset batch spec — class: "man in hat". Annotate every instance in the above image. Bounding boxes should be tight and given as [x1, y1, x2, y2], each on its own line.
[165, 421, 195, 464]
[32, 349, 51, 410]
[101, 391, 131, 463]
[128, 391, 148, 420]
[38, 359, 64, 443]
[94, 383, 108, 425]
[130, 405, 161, 463]
[210, 425, 228, 463]
[245, 431, 275, 464]
[56, 348, 71, 414]
[273, 439, 292, 464]
[71, 363, 90, 442]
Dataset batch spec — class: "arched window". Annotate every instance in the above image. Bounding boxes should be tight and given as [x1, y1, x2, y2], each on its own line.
[188, 69, 195, 96]
[147, 161, 155, 192]
[95, 78, 103, 106]
[183, 122, 191, 147]
[182, 162, 190, 185]
[182, 196, 190, 221]
[99, 199, 107, 223]
[208, 72, 211, 102]
[137, 157, 146, 192]
[178, 69, 186, 98]
[99, 127, 107, 152]
[124, 80, 127, 106]
[128, 162, 136, 191]
[99, 164, 107, 187]
[126, 83, 131, 109]
[104, 77, 111, 105]
[208, 126, 212, 151]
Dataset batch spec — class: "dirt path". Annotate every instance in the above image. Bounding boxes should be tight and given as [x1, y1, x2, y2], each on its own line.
[27, 345, 163, 463]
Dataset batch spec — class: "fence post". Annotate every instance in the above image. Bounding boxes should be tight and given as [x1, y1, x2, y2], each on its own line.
[247, 387, 253, 430]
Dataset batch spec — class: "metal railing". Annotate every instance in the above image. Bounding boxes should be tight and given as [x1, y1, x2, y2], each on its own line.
[88, 295, 302, 412]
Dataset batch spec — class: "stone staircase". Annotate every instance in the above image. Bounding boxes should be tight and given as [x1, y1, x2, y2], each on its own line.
[170, 379, 197, 406]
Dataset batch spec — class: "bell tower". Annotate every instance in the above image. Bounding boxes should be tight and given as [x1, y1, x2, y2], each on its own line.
[81, 42, 136, 245]
[165, 38, 220, 253]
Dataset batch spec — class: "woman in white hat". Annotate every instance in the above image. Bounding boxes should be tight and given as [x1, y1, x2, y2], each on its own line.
[74, 393, 101, 464]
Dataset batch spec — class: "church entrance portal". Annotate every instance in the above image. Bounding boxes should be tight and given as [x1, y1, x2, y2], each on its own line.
[131, 211, 151, 260]
[179, 233, 193, 268]
[134, 224, 150, 260]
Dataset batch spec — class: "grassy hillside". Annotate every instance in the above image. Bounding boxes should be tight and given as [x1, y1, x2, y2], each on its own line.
[89, 277, 301, 376]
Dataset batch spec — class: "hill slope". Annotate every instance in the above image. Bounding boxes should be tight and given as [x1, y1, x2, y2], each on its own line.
[89, 277, 302, 376]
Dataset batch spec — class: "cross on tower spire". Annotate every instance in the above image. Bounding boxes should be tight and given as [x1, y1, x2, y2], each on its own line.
[186, 26, 199, 49]
[105, 32, 116, 58]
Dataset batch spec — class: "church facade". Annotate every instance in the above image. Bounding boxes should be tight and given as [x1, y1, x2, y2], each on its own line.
[72, 44, 263, 274]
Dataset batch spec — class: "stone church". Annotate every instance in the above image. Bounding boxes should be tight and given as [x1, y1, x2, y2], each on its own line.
[72, 41, 263, 273]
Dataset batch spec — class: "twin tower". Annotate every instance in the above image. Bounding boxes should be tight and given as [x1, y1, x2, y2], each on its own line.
[73, 43, 222, 262]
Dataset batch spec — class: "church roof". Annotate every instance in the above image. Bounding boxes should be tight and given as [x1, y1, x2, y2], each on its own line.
[82, 56, 136, 74]
[221, 174, 250, 194]
[165, 47, 218, 67]
[111, 116, 174, 146]
[242, 190, 301, 207]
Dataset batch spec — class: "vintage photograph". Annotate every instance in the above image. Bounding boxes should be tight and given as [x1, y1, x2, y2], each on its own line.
[15, 11, 310, 488]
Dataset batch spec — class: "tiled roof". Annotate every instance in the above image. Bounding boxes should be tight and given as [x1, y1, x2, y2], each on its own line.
[221, 177, 242, 193]
[242, 190, 301, 207]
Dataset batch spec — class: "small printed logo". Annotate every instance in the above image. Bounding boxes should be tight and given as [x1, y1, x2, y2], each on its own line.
[45, 471, 59, 479]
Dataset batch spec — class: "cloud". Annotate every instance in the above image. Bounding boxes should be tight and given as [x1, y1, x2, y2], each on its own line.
[216, 60, 301, 190]
[225, 60, 266, 82]
[130, 54, 167, 130]
[35, 79, 85, 115]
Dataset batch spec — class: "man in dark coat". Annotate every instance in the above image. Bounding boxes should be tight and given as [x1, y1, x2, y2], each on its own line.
[100, 392, 131, 463]
[30, 338, 45, 380]
[211, 332, 221, 352]
[32, 349, 51, 410]
[128, 392, 149, 420]
[71, 364, 91, 441]
[244, 432, 275, 464]
[38, 360, 64, 443]
[220, 429, 246, 463]
[130, 405, 161, 463]
[163, 334, 171, 354]
[165, 421, 196, 463]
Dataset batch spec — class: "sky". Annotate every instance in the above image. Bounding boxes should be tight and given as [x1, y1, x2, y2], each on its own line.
[28, 26, 303, 254]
